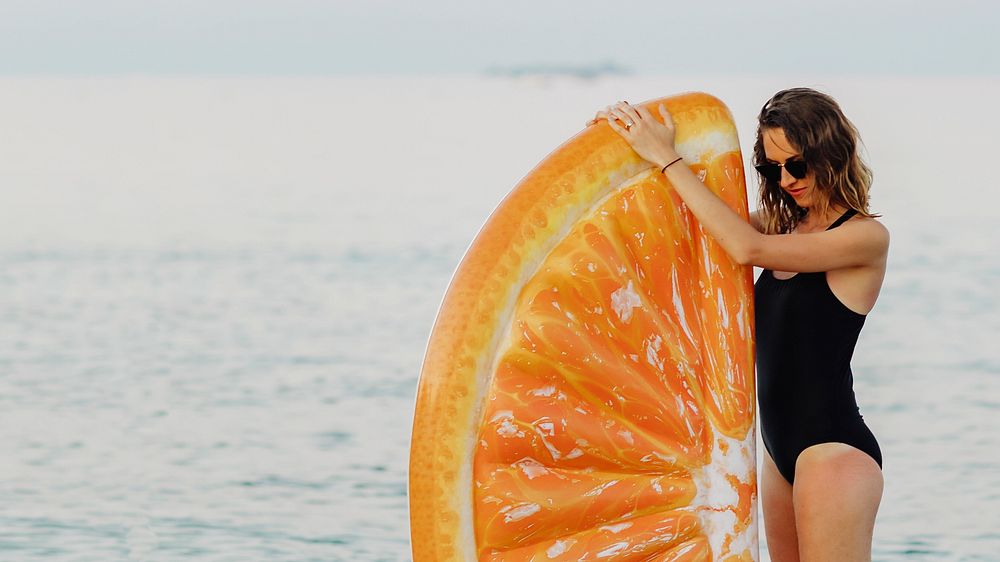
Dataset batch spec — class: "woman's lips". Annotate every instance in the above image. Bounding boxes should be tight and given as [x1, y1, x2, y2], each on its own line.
[787, 186, 807, 198]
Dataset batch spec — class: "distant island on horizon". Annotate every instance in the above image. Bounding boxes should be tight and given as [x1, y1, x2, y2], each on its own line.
[483, 61, 632, 79]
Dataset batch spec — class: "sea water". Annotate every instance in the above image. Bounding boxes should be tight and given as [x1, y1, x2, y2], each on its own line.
[0, 75, 997, 561]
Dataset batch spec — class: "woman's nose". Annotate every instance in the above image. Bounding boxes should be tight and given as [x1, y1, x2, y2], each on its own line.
[779, 166, 797, 188]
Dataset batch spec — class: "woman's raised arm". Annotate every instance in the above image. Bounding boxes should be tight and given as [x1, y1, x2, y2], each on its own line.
[605, 101, 888, 272]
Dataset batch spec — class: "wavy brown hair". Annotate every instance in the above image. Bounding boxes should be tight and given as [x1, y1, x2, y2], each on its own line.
[753, 87, 879, 234]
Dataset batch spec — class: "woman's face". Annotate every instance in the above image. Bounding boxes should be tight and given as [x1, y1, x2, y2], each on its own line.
[761, 127, 818, 208]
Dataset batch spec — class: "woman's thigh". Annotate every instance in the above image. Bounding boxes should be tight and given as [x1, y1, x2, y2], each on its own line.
[761, 450, 799, 562]
[793, 442, 884, 562]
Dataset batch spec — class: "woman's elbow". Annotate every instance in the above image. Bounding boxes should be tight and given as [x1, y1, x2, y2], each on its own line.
[731, 237, 762, 266]
[732, 249, 754, 266]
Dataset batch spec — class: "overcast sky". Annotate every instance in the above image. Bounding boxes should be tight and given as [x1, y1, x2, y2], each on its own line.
[0, 0, 996, 75]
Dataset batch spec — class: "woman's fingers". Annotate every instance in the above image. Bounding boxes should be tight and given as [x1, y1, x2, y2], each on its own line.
[608, 106, 634, 127]
[636, 104, 656, 122]
[589, 101, 664, 130]
[616, 101, 642, 123]
[586, 108, 609, 126]
[606, 113, 628, 135]
[658, 103, 675, 127]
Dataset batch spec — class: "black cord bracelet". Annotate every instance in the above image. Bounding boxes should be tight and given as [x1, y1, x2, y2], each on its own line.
[660, 157, 684, 174]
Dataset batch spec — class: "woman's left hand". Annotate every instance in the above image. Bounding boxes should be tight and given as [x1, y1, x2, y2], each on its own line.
[605, 101, 679, 168]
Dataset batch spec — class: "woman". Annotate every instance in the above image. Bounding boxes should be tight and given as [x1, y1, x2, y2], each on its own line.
[592, 88, 887, 562]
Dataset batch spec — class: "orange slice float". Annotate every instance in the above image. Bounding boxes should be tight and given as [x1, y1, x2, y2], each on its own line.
[409, 92, 758, 561]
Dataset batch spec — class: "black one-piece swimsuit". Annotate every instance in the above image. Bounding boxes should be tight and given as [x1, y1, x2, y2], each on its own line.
[754, 208, 883, 485]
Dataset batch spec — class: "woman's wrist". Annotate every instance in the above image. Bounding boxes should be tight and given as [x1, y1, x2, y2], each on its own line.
[659, 156, 684, 174]
[653, 149, 681, 170]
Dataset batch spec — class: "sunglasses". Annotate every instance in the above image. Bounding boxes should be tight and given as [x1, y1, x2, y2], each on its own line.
[754, 159, 808, 183]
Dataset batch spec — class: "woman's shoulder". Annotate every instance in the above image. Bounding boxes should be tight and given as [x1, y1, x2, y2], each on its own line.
[843, 213, 890, 251]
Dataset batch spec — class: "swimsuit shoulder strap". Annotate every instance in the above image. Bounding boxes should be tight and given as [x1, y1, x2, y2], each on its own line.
[825, 208, 858, 231]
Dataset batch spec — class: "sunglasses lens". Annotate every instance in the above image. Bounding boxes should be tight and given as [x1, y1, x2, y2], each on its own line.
[755, 164, 781, 182]
[785, 160, 808, 179]
[755, 161, 808, 182]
